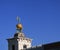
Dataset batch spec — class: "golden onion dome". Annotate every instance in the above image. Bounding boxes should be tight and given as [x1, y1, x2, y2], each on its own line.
[16, 23, 22, 30]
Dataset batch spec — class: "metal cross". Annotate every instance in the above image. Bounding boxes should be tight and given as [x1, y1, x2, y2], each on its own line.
[16, 16, 20, 23]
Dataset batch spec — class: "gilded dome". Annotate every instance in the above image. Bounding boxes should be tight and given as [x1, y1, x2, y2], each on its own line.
[16, 23, 22, 30]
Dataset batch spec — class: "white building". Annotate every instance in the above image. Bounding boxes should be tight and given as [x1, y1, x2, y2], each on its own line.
[7, 17, 32, 50]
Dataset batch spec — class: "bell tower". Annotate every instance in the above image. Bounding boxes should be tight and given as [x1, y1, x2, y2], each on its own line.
[7, 16, 32, 50]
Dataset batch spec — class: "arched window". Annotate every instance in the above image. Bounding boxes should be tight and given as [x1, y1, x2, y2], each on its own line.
[23, 45, 27, 49]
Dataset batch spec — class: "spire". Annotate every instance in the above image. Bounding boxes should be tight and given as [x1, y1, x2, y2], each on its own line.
[16, 16, 22, 32]
[14, 16, 25, 38]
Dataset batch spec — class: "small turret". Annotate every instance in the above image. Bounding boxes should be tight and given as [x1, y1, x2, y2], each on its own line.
[7, 16, 32, 50]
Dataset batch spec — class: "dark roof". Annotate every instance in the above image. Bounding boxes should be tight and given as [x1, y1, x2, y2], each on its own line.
[43, 41, 60, 50]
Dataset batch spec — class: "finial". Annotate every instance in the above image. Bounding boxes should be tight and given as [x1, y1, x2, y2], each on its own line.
[16, 16, 20, 24]
[16, 16, 22, 32]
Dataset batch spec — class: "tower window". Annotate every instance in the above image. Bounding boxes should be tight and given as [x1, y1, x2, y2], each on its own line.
[23, 45, 27, 49]
[12, 45, 15, 50]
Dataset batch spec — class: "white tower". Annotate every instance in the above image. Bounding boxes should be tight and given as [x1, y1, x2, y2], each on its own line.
[7, 17, 32, 50]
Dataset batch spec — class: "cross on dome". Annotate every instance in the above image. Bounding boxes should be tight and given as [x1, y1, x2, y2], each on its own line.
[16, 16, 22, 32]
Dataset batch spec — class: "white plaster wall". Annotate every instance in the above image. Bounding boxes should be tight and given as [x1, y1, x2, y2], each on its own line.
[18, 39, 31, 50]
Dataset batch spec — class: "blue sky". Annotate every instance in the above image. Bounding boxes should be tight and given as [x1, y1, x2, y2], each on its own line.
[0, 0, 60, 50]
